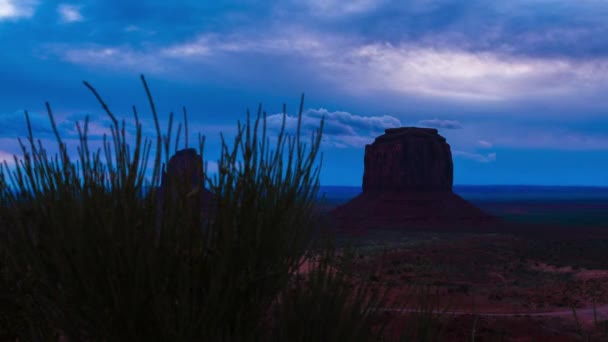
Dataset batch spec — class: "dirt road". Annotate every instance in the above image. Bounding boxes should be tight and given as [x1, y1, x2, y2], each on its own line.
[374, 304, 608, 321]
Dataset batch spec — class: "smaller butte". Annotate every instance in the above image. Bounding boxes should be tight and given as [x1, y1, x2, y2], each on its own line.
[154, 148, 216, 234]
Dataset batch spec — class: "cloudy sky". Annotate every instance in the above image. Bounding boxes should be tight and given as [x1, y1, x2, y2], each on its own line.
[2, 0, 608, 188]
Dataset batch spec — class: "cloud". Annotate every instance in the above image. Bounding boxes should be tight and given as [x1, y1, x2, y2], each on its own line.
[0, 107, 167, 149]
[42, 30, 334, 74]
[476, 140, 493, 148]
[49, 44, 174, 74]
[327, 1, 608, 59]
[124, 25, 139, 32]
[123, 25, 157, 36]
[492, 130, 608, 150]
[0, 0, 37, 20]
[264, 108, 401, 148]
[0, 109, 56, 138]
[204, 160, 218, 174]
[453, 150, 496, 163]
[159, 31, 334, 59]
[335, 42, 608, 102]
[58, 4, 83, 23]
[161, 36, 214, 57]
[0, 148, 17, 167]
[418, 119, 463, 129]
[44, 25, 608, 105]
[445, 120, 608, 151]
[298, 0, 385, 17]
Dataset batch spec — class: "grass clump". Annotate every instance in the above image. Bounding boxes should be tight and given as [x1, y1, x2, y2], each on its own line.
[0, 75, 406, 341]
[572, 301, 608, 341]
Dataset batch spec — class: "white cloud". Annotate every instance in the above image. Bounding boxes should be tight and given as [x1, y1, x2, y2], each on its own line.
[418, 119, 463, 129]
[492, 130, 608, 150]
[124, 25, 140, 32]
[0, 149, 17, 167]
[204, 160, 218, 175]
[301, 0, 385, 17]
[53, 45, 171, 74]
[264, 108, 401, 148]
[337, 43, 608, 101]
[453, 150, 496, 163]
[123, 25, 157, 36]
[160, 32, 332, 59]
[46, 28, 339, 73]
[448, 122, 608, 151]
[58, 4, 83, 23]
[161, 36, 214, 57]
[305, 108, 401, 132]
[0, 0, 37, 20]
[477, 140, 493, 148]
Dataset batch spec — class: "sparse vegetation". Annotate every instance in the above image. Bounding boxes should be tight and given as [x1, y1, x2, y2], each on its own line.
[571, 301, 608, 341]
[0, 75, 449, 341]
[2, 74, 607, 341]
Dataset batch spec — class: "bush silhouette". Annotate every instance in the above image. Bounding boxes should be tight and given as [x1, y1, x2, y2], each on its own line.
[0, 75, 403, 341]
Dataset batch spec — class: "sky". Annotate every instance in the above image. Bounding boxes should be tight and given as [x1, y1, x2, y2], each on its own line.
[1, 0, 608, 189]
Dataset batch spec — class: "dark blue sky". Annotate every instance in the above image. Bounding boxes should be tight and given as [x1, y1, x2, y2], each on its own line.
[1, 0, 608, 187]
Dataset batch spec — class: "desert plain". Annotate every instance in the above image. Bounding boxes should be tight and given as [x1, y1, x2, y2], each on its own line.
[308, 192, 608, 341]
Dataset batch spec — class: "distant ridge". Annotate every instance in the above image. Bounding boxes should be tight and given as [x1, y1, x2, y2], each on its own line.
[317, 185, 608, 201]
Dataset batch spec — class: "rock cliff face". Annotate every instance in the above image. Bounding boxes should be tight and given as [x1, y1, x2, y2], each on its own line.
[330, 127, 498, 232]
[363, 127, 453, 193]
[159, 148, 207, 197]
[155, 148, 215, 231]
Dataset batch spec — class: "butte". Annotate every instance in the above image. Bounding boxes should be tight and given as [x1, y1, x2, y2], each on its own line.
[154, 148, 216, 233]
[329, 127, 499, 233]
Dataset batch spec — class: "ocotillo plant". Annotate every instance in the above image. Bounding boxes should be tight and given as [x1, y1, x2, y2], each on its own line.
[0, 75, 397, 341]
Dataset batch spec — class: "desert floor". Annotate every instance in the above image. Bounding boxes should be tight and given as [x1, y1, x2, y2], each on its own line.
[311, 199, 608, 341]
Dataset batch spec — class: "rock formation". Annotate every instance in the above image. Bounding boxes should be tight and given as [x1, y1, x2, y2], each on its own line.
[363, 127, 453, 193]
[155, 148, 216, 232]
[330, 127, 498, 232]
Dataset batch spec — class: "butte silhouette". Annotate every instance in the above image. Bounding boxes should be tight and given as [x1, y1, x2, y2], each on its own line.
[329, 127, 498, 233]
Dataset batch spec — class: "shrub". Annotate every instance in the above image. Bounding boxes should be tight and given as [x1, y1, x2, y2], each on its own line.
[0, 75, 394, 341]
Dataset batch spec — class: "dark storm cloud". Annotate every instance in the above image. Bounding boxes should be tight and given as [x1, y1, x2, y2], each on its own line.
[286, 0, 608, 59]
[3, 0, 607, 105]
[7, 0, 608, 62]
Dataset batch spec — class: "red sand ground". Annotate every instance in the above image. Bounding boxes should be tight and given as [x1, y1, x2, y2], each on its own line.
[296, 232, 608, 340]
[304, 199, 608, 341]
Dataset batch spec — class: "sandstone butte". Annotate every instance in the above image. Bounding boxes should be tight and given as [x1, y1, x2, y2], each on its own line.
[154, 127, 498, 235]
[154, 148, 215, 233]
[329, 127, 499, 233]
